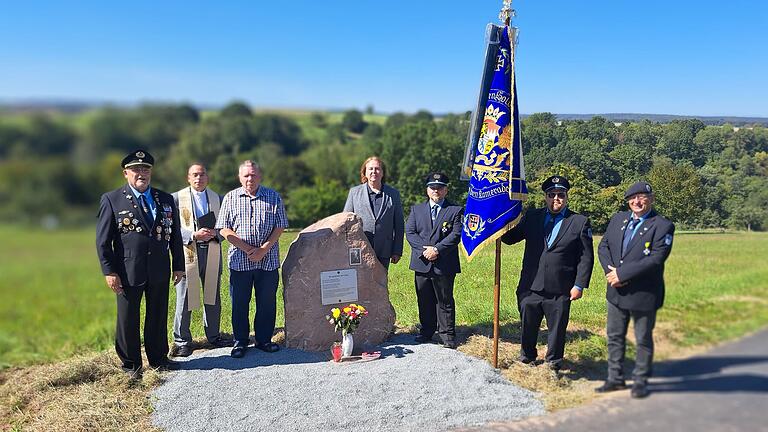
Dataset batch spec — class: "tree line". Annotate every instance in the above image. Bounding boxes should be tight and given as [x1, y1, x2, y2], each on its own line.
[0, 103, 766, 231]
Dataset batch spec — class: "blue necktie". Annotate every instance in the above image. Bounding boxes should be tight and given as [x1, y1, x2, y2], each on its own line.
[431, 205, 438, 221]
[544, 215, 557, 247]
[140, 195, 154, 227]
[622, 219, 638, 254]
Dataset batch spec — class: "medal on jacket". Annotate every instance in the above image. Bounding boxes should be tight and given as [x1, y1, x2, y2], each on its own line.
[643, 241, 651, 256]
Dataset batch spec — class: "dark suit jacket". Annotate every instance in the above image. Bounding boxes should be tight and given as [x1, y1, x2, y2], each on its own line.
[598, 210, 675, 311]
[96, 185, 184, 287]
[405, 199, 463, 276]
[343, 183, 404, 260]
[501, 208, 594, 295]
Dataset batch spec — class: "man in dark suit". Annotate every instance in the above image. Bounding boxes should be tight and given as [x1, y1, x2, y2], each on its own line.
[596, 181, 674, 398]
[501, 175, 594, 370]
[96, 149, 185, 377]
[406, 172, 463, 349]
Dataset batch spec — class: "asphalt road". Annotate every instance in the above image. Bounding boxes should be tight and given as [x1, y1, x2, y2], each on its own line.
[458, 328, 768, 432]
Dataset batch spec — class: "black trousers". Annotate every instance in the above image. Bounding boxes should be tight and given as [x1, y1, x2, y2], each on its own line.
[606, 300, 657, 383]
[115, 277, 170, 370]
[517, 290, 571, 366]
[415, 272, 456, 343]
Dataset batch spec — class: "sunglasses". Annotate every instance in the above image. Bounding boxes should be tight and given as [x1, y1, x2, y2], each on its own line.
[547, 192, 566, 199]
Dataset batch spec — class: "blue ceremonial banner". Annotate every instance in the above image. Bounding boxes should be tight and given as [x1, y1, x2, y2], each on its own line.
[461, 25, 527, 261]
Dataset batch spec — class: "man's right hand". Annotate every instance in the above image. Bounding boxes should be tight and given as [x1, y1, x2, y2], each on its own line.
[193, 228, 215, 241]
[105, 274, 123, 295]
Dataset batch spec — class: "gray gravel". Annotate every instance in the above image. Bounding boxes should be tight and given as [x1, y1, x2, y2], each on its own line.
[151, 334, 545, 432]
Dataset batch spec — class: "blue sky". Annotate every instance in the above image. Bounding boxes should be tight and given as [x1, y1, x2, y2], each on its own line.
[1, 1, 765, 116]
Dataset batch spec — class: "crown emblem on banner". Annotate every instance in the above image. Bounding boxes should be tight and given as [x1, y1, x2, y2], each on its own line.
[483, 105, 506, 122]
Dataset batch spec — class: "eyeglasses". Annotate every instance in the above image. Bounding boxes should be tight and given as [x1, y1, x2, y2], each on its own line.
[547, 192, 566, 199]
[127, 167, 151, 174]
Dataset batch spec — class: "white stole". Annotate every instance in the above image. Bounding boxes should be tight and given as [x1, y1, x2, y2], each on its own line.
[179, 187, 221, 311]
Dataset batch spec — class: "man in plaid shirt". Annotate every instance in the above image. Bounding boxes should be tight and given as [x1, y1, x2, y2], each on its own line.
[216, 160, 288, 358]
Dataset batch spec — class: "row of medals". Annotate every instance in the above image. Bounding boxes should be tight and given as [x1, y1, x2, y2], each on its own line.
[119, 191, 173, 241]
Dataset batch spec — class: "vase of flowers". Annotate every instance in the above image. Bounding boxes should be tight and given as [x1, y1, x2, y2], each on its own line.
[326, 303, 368, 358]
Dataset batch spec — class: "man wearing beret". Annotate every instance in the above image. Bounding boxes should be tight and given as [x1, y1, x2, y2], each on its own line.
[596, 181, 674, 398]
[405, 172, 463, 349]
[96, 149, 185, 376]
[501, 175, 594, 370]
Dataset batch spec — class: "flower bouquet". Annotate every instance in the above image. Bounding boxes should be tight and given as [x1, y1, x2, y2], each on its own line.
[326, 303, 368, 358]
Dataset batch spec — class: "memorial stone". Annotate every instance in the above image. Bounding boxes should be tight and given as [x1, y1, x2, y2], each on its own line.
[282, 212, 396, 352]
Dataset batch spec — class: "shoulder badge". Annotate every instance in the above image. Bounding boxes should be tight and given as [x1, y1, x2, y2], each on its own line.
[664, 234, 673, 245]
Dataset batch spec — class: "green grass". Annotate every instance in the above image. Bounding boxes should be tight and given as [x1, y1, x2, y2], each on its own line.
[1, 227, 767, 368]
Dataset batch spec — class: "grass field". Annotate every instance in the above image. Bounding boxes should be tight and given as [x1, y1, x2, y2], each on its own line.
[2, 227, 767, 369]
[2, 228, 768, 430]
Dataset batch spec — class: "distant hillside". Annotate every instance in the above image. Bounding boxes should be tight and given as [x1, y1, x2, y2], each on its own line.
[1, 100, 766, 127]
[549, 113, 768, 127]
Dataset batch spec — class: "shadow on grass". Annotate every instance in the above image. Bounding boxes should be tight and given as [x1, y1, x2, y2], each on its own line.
[448, 321, 613, 380]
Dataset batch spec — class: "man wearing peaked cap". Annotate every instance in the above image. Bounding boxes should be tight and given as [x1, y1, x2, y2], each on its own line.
[596, 181, 674, 399]
[501, 175, 594, 370]
[406, 172, 463, 349]
[96, 149, 185, 377]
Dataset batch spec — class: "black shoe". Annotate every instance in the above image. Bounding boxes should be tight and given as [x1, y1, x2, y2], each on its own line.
[255, 342, 280, 353]
[595, 381, 628, 393]
[518, 355, 535, 365]
[442, 341, 457, 349]
[121, 366, 143, 380]
[414, 335, 433, 344]
[209, 337, 234, 348]
[231, 346, 247, 358]
[151, 360, 181, 372]
[173, 345, 193, 357]
[546, 361, 562, 371]
[631, 381, 650, 399]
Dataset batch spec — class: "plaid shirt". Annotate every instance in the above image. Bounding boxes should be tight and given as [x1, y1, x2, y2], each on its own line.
[215, 186, 289, 271]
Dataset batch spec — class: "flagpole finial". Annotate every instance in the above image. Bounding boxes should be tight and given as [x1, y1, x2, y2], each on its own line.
[499, 0, 515, 26]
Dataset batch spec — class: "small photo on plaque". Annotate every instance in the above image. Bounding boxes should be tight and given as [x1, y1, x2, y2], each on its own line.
[349, 247, 361, 266]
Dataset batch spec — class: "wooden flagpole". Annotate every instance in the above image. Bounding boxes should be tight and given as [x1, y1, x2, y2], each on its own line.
[493, 239, 502, 368]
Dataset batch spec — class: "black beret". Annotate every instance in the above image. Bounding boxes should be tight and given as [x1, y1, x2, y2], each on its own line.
[426, 172, 449, 187]
[624, 181, 653, 199]
[541, 175, 570, 192]
[121, 149, 154, 169]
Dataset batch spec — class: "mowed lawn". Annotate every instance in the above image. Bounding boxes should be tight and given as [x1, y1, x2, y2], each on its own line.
[1, 226, 767, 368]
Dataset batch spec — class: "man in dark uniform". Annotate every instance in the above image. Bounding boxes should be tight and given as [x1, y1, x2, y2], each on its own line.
[596, 181, 674, 398]
[96, 149, 185, 376]
[501, 175, 594, 370]
[405, 172, 463, 349]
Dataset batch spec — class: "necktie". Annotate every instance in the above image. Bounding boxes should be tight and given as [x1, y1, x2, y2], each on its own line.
[140, 195, 154, 227]
[544, 215, 556, 247]
[431, 205, 439, 221]
[622, 219, 637, 254]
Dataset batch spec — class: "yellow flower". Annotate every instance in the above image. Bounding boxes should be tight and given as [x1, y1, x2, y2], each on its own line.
[343, 307, 351, 313]
[358, 305, 366, 312]
[332, 308, 341, 319]
[350, 303, 358, 308]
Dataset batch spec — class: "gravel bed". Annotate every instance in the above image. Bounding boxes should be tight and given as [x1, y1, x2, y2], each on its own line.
[151, 334, 544, 431]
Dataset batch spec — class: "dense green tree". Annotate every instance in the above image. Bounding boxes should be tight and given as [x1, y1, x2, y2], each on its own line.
[286, 179, 348, 228]
[220, 101, 253, 118]
[656, 119, 706, 166]
[647, 157, 703, 226]
[341, 109, 366, 134]
[553, 138, 620, 187]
